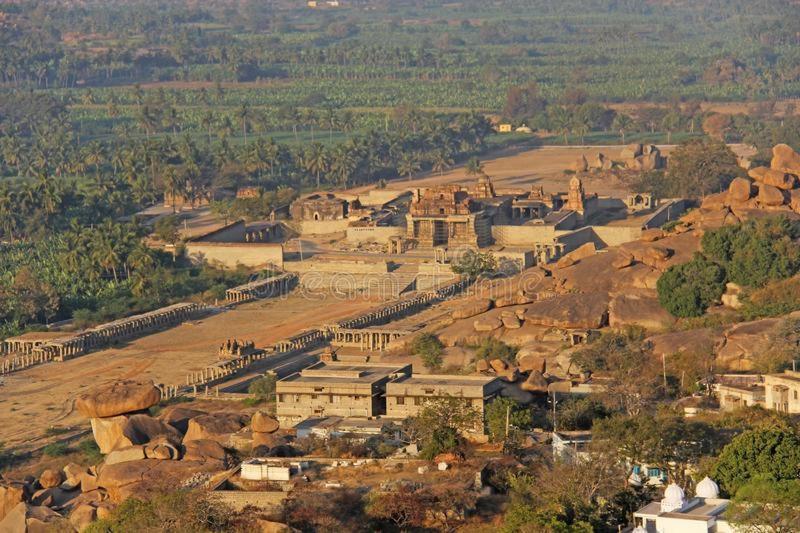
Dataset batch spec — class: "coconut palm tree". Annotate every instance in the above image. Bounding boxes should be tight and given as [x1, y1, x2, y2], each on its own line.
[398, 152, 421, 180]
[429, 148, 454, 176]
[303, 143, 329, 189]
[612, 114, 635, 145]
[329, 146, 357, 188]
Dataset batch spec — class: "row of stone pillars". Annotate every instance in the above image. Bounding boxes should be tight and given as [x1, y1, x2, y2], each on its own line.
[331, 328, 408, 351]
[185, 351, 270, 389]
[333, 276, 472, 332]
[32, 303, 207, 362]
[226, 273, 297, 304]
[0, 351, 54, 375]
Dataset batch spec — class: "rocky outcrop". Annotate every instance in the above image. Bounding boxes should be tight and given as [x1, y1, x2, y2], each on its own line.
[716, 318, 783, 371]
[608, 291, 675, 331]
[612, 252, 634, 270]
[0, 483, 29, 522]
[501, 312, 522, 329]
[521, 371, 549, 393]
[556, 243, 596, 269]
[251, 412, 279, 434]
[90, 414, 182, 455]
[640, 229, 665, 242]
[621, 144, 665, 170]
[183, 413, 249, 443]
[771, 143, 800, 176]
[76, 380, 161, 419]
[0, 502, 73, 532]
[182, 439, 229, 468]
[757, 184, 786, 206]
[748, 167, 796, 190]
[728, 177, 754, 203]
[523, 292, 609, 329]
[591, 152, 613, 171]
[160, 407, 206, 435]
[104, 446, 147, 466]
[489, 358, 508, 373]
[452, 298, 493, 320]
[69, 503, 96, 532]
[572, 155, 589, 173]
[38, 470, 62, 490]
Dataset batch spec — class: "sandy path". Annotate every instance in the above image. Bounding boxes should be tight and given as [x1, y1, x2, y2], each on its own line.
[350, 143, 755, 198]
[0, 292, 379, 447]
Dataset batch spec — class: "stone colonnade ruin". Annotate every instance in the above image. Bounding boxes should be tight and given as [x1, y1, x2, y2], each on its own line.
[225, 273, 298, 304]
[33, 303, 207, 362]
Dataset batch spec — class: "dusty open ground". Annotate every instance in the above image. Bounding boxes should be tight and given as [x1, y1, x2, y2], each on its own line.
[0, 292, 379, 447]
[353, 143, 754, 198]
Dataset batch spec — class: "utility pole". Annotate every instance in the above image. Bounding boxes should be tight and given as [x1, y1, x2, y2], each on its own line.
[505, 404, 510, 439]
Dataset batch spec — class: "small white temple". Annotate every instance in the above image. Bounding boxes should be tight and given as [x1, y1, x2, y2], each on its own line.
[632, 477, 735, 533]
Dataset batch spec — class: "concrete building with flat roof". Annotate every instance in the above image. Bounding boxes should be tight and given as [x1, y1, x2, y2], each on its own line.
[764, 370, 800, 414]
[275, 361, 411, 426]
[385, 374, 502, 435]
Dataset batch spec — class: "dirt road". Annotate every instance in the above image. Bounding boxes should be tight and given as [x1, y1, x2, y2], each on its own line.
[0, 293, 379, 447]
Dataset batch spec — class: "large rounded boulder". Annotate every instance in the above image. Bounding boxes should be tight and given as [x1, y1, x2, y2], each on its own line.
[76, 380, 161, 418]
[251, 412, 280, 434]
[184, 413, 249, 443]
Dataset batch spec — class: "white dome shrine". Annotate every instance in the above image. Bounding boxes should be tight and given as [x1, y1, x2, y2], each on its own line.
[660, 483, 686, 513]
[695, 476, 720, 499]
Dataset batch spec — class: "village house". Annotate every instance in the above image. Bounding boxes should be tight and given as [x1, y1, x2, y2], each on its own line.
[764, 370, 800, 413]
[385, 374, 502, 435]
[275, 361, 411, 427]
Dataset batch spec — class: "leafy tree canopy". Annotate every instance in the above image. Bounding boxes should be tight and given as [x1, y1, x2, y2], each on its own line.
[710, 427, 800, 496]
[656, 253, 727, 318]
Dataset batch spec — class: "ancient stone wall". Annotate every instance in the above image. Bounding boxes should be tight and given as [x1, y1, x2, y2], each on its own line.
[185, 242, 285, 269]
[191, 221, 247, 243]
[491, 225, 559, 246]
[345, 226, 405, 244]
[295, 219, 351, 235]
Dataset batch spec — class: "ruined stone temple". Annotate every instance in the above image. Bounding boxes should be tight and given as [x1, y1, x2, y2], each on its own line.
[405, 185, 492, 248]
[290, 192, 352, 221]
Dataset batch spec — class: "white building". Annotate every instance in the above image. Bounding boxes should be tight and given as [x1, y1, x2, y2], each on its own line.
[633, 478, 737, 533]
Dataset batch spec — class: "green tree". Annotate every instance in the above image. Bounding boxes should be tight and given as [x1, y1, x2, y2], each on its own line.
[666, 137, 741, 197]
[570, 327, 662, 415]
[726, 477, 800, 533]
[407, 396, 482, 459]
[657, 254, 727, 317]
[410, 333, 444, 371]
[611, 114, 635, 145]
[451, 249, 497, 278]
[85, 489, 243, 532]
[248, 374, 277, 404]
[485, 397, 532, 443]
[711, 427, 800, 496]
[701, 216, 800, 288]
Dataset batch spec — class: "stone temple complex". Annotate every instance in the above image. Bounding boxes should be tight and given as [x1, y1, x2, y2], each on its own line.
[405, 185, 493, 248]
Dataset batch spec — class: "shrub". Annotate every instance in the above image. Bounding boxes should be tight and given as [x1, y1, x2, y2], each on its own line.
[702, 216, 800, 288]
[42, 442, 70, 457]
[78, 439, 103, 464]
[657, 254, 726, 317]
[474, 338, 517, 363]
[248, 374, 277, 403]
[410, 333, 444, 371]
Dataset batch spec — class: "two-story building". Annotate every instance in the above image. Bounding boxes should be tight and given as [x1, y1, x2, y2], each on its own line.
[275, 361, 411, 427]
[764, 370, 800, 413]
[384, 374, 501, 435]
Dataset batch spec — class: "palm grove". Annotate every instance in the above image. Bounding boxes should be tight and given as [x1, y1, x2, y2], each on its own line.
[0, 91, 493, 338]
